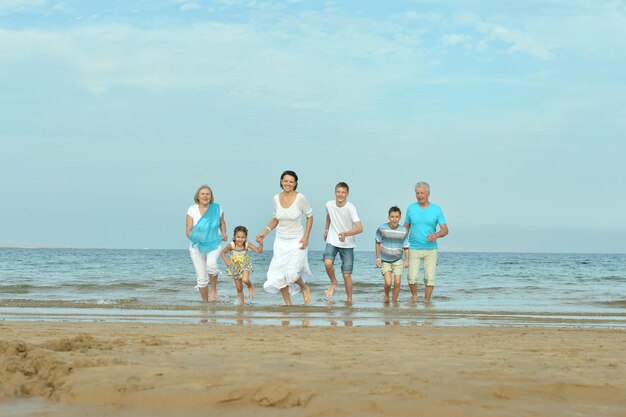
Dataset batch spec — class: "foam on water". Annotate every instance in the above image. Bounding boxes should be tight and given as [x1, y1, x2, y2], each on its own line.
[1, 248, 625, 327]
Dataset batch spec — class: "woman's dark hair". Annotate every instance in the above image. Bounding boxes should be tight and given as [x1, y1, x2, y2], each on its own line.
[280, 170, 298, 190]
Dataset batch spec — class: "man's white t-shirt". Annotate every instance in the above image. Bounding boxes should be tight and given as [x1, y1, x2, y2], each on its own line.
[325, 200, 360, 248]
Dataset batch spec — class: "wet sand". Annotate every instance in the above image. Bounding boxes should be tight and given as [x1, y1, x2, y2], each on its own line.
[1, 321, 625, 416]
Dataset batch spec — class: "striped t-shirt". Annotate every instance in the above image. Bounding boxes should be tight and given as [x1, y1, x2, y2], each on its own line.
[375, 223, 409, 263]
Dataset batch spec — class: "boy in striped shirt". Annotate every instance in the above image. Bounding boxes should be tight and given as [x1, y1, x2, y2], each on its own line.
[375, 206, 409, 303]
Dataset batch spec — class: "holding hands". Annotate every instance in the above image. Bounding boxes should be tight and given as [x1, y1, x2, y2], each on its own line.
[256, 225, 271, 244]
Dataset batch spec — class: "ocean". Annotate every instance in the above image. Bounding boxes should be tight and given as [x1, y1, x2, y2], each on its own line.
[1, 248, 625, 328]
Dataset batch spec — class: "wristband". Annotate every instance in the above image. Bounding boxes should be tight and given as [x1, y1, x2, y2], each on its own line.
[265, 226, 272, 232]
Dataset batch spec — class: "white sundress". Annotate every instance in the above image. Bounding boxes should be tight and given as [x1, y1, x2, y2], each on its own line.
[263, 193, 314, 295]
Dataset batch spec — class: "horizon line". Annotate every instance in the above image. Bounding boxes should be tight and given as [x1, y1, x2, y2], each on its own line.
[1, 246, 624, 255]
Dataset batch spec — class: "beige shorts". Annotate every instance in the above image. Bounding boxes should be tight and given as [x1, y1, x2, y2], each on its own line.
[381, 259, 404, 276]
[407, 249, 438, 286]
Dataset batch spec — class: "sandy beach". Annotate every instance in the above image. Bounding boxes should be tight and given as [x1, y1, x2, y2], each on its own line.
[1, 321, 625, 417]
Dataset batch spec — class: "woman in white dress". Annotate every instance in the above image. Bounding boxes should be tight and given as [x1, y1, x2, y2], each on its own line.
[256, 170, 313, 305]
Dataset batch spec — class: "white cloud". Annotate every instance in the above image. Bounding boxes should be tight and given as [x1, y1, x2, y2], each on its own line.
[441, 33, 470, 46]
[2, 13, 428, 112]
[0, 0, 46, 12]
[488, 24, 553, 60]
[180, 2, 203, 11]
[539, 3, 626, 58]
[455, 13, 553, 60]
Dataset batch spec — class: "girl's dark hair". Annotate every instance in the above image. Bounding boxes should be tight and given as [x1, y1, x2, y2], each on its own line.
[232, 226, 248, 242]
[280, 170, 298, 190]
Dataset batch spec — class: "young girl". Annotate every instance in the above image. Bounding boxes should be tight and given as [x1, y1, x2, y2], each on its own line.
[221, 226, 263, 305]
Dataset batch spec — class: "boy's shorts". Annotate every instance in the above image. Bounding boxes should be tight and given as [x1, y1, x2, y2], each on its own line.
[407, 249, 438, 286]
[323, 244, 354, 274]
[381, 259, 404, 276]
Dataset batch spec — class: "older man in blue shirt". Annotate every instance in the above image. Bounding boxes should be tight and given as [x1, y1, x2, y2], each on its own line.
[404, 182, 449, 302]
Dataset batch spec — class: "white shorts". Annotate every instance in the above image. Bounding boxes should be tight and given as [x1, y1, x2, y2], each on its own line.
[407, 249, 438, 286]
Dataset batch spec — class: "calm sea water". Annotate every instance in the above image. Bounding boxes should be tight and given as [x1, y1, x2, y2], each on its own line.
[1, 248, 625, 327]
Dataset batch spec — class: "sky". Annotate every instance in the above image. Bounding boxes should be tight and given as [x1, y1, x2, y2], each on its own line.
[1, 0, 625, 253]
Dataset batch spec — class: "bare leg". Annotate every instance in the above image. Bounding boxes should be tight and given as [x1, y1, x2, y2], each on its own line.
[392, 275, 402, 303]
[198, 285, 209, 303]
[296, 277, 311, 305]
[383, 272, 391, 303]
[242, 270, 254, 299]
[324, 259, 338, 300]
[235, 279, 244, 305]
[409, 283, 418, 302]
[342, 273, 352, 303]
[424, 285, 434, 302]
[280, 286, 292, 306]
[209, 274, 218, 302]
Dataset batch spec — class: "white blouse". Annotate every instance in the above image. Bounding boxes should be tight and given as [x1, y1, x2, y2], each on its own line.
[272, 193, 313, 240]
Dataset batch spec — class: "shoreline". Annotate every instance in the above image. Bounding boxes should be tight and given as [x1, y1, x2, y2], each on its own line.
[2, 304, 626, 329]
[1, 321, 625, 416]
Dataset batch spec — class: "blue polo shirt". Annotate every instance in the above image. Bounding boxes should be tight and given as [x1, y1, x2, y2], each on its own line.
[404, 202, 446, 250]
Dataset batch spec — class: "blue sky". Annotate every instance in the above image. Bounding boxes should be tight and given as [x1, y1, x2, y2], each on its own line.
[1, 0, 625, 253]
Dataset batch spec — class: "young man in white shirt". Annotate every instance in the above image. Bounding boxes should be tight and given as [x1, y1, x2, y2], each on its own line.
[323, 182, 363, 303]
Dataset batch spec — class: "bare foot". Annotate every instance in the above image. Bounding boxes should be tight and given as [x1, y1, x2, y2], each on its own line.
[302, 285, 312, 305]
[411, 296, 418, 303]
[383, 295, 390, 303]
[210, 289, 218, 302]
[248, 285, 255, 299]
[325, 281, 338, 300]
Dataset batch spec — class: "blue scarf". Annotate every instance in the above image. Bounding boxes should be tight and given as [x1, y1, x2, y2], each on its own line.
[190, 203, 222, 253]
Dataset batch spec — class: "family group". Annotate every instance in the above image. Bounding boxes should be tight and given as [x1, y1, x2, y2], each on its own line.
[185, 170, 448, 306]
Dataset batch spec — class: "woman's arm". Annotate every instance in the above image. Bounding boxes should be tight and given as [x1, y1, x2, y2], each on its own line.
[220, 213, 228, 242]
[186, 215, 193, 239]
[300, 215, 313, 249]
[256, 218, 278, 243]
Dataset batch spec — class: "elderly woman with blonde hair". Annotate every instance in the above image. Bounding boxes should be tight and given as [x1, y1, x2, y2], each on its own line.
[186, 185, 227, 302]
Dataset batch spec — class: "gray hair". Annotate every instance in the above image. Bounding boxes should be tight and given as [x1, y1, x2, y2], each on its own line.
[194, 185, 214, 204]
[415, 182, 430, 192]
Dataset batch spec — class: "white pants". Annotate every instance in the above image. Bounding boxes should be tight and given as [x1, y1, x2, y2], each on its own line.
[189, 244, 221, 288]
